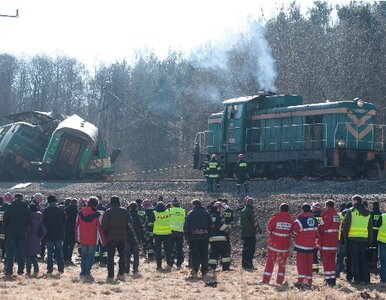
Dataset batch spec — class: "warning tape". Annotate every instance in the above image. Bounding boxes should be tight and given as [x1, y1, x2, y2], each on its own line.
[111, 164, 192, 177]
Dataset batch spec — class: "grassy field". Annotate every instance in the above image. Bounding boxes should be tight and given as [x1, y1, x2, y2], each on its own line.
[1, 256, 386, 300]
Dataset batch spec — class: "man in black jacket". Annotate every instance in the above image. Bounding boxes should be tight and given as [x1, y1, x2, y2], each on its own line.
[43, 195, 67, 274]
[63, 198, 78, 264]
[126, 201, 144, 274]
[102, 196, 132, 279]
[3, 193, 30, 276]
[184, 199, 212, 278]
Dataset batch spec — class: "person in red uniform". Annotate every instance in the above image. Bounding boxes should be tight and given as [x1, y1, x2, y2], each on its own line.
[293, 203, 318, 288]
[318, 200, 340, 286]
[262, 203, 294, 284]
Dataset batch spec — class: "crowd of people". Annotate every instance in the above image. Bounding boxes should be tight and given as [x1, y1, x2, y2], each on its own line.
[0, 191, 385, 289]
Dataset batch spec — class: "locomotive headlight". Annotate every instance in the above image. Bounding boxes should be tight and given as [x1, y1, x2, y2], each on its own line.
[354, 98, 364, 107]
[337, 139, 346, 148]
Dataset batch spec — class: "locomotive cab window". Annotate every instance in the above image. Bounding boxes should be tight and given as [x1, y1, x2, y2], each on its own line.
[228, 104, 243, 119]
[305, 115, 323, 149]
[0, 125, 11, 143]
[18, 126, 37, 140]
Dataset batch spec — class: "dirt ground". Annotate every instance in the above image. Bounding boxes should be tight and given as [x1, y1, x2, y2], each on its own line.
[1, 258, 386, 300]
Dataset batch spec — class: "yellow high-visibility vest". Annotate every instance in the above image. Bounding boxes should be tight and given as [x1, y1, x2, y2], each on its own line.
[169, 207, 186, 232]
[377, 214, 386, 243]
[348, 208, 370, 238]
[153, 211, 171, 235]
[338, 212, 344, 240]
[238, 162, 247, 168]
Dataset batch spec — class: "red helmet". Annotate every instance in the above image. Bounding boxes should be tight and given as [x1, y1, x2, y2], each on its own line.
[244, 196, 253, 205]
[238, 153, 245, 159]
[3, 192, 14, 203]
[312, 202, 322, 211]
[142, 199, 151, 209]
[214, 201, 225, 211]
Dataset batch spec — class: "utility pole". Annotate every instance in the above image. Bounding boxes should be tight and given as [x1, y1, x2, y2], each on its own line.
[0, 9, 19, 18]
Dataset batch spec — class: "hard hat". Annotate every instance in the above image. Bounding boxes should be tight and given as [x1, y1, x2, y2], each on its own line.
[238, 153, 245, 159]
[142, 199, 151, 209]
[3, 192, 14, 203]
[312, 202, 322, 211]
[214, 201, 224, 211]
[211, 154, 217, 159]
[33, 193, 44, 204]
[244, 196, 253, 205]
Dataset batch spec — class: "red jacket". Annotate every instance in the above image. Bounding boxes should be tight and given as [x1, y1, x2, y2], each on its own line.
[267, 211, 294, 252]
[75, 206, 106, 246]
[318, 207, 340, 251]
[293, 212, 318, 253]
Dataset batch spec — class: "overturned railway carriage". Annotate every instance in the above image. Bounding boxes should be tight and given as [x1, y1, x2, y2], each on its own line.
[41, 114, 115, 179]
[193, 93, 386, 179]
[0, 112, 61, 180]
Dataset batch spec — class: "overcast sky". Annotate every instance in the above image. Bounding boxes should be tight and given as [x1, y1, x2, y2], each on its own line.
[0, 0, 357, 68]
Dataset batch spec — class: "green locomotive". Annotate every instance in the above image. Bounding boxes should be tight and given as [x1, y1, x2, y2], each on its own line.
[193, 92, 386, 179]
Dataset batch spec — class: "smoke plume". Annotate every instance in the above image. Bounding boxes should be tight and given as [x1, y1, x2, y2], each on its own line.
[191, 20, 277, 93]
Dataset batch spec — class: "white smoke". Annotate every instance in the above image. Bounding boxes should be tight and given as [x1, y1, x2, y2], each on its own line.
[191, 20, 277, 93]
[248, 22, 277, 92]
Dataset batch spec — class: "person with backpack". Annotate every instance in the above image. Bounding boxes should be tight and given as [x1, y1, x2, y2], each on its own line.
[26, 204, 43, 275]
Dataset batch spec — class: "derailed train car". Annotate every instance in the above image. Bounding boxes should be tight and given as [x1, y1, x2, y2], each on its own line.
[0, 111, 119, 180]
[193, 92, 386, 179]
[0, 112, 62, 180]
[40, 114, 119, 179]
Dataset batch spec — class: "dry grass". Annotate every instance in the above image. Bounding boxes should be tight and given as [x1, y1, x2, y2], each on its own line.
[2, 257, 386, 300]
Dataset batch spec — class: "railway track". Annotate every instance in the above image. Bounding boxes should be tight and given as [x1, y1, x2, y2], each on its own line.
[0, 175, 383, 185]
